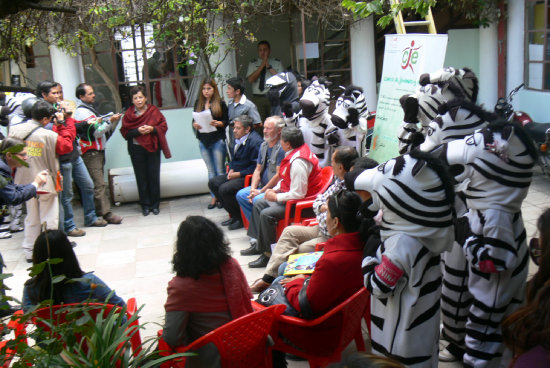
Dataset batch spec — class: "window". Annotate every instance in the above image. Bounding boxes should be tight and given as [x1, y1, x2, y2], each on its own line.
[82, 24, 198, 111]
[20, 43, 53, 89]
[525, 0, 550, 90]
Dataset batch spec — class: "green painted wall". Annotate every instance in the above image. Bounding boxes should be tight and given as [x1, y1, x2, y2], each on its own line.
[104, 107, 201, 172]
[444, 29, 480, 75]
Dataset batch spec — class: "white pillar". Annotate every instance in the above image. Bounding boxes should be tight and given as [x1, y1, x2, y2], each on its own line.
[478, 24, 499, 108]
[209, 15, 237, 95]
[350, 17, 378, 110]
[49, 45, 84, 102]
[507, 0, 524, 109]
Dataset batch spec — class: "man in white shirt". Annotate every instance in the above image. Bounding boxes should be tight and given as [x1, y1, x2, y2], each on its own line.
[246, 40, 283, 121]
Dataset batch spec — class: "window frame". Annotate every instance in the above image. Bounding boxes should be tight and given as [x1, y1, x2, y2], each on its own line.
[524, 0, 550, 91]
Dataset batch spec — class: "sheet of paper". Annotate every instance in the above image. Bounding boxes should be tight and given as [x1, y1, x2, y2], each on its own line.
[192, 110, 216, 133]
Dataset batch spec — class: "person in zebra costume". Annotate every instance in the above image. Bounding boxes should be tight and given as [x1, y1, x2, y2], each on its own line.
[297, 77, 338, 168]
[418, 98, 496, 363]
[353, 150, 455, 367]
[330, 85, 370, 156]
[397, 67, 478, 154]
[440, 120, 538, 367]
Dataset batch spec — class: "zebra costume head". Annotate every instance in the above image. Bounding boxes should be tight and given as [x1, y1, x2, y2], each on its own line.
[331, 85, 369, 129]
[419, 67, 479, 103]
[266, 71, 299, 117]
[444, 120, 538, 212]
[355, 150, 455, 253]
[420, 99, 495, 152]
[299, 77, 331, 123]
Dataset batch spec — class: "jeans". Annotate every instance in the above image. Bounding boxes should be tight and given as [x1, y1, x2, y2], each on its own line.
[236, 186, 265, 221]
[199, 139, 226, 196]
[61, 156, 98, 232]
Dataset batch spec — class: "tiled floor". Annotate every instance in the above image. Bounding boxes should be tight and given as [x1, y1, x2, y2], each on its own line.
[2, 169, 549, 367]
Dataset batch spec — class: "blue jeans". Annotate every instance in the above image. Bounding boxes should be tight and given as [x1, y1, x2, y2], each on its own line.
[236, 186, 265, 221]
[199, 140, 226, 196]
[61, 156, 98, 232]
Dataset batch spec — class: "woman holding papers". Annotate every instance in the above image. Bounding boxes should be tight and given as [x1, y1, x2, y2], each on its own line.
[192, 78, 228, 209]
[121, 85, 171, 216]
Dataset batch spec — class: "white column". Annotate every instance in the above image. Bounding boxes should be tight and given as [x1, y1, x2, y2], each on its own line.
[350, 17, 378, 110]
[478, 24, 498, 108]
[49, 45, 84, 102]
[209, 15, 237, 95]
[507, 0, 524, 109]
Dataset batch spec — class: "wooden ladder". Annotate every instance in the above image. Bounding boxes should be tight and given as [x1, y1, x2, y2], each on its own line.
[392, 0, 437, 34]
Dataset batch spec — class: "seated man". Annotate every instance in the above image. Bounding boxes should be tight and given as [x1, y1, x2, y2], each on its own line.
[235, 116, 285, 224]
[208, 115, 262, 230]
[246, 126, 324, 268]
[248, 148, 377, 293]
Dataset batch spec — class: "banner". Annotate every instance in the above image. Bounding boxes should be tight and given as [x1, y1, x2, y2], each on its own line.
[369, 34, 448, 163]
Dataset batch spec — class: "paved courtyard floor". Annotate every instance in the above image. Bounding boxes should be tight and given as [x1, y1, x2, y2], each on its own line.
[1, 169, 549, 367]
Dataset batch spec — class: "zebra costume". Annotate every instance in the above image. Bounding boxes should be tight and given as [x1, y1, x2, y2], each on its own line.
[398, 67, 478, 154]
[298, 78, 338, 167]
[418, 99, 495, 361]
[442, 121, 538, 367]
[331, 85, 370, 156]
[356, 150, 455, 368]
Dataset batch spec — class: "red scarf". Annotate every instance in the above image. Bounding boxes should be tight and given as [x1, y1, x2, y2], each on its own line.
[121, 104, 172, 158]
[164, 257, 253, 319]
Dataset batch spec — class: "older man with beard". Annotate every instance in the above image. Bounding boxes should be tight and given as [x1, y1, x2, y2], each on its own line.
[235, 116, 285, 227]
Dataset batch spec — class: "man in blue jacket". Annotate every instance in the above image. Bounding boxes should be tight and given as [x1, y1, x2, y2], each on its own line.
[208, 115, 262, 230]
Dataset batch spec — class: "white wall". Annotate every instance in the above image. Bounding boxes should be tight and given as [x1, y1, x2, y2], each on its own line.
[507, 0, 524, 111]
[478, 24, 499, 108]
[350, 17, 378, 110]
[49, 45, 84, 101]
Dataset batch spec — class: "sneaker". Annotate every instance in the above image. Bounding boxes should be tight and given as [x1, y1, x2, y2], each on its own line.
[67, 228, 86, 237]
[439, 347, 458, 362]
[0, 232, 11, 239]
[89, 218, 108, 227]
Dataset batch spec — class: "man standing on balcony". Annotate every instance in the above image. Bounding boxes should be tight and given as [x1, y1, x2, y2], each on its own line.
[246, 127, 323, 268]
[74, 83, 123, 225]
[246, 40, 283, 122]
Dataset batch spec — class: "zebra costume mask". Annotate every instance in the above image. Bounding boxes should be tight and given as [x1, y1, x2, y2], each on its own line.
[331, 85, 369, 155]
[356, 151, 455, 367]
[398, 67, 479, 154]
[265, 71, 299, 117]
[298, 78, 338, 167]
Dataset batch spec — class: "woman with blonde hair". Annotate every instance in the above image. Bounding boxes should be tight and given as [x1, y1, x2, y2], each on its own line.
[192, 78, 228, 209]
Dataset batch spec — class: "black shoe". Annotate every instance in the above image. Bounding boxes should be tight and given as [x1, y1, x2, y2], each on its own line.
[249, 254, 269, 268]
[216, 201, 223, 209]
[228, 220, 243, 230]
[70, 241, 77, 248]
[152, 208, 160, 215]
[241, 245, 261, 256]
[142, 207, 150, 216]
[221, 218, 233, 226]
[207, 203, 216, 209]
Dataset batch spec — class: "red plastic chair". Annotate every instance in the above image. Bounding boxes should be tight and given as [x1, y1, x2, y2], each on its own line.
[157, 304, 286, 368]
[274, 166, 334, 240]
[12, 298, 142, 360]
[254, 288, 370, 368]
[241, 174, 253, 230]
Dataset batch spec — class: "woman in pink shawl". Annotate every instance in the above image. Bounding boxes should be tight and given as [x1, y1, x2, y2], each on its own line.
[163, 216, 253, 367]
[121, 85, 171, 216]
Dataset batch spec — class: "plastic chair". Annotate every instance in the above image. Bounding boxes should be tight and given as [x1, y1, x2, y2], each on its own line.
[12, 297, 142, 360]
[157, 304, 286, 368]
[254, 288, 370, 368]
[274, 166, 334, 240]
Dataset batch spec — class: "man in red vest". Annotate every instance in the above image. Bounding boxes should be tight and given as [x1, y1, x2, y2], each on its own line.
[246, 126, 323, 268]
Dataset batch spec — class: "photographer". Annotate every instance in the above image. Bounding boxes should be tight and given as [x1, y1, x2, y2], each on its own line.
[74, 83, 123, 224]
[8, 100, 72, 262]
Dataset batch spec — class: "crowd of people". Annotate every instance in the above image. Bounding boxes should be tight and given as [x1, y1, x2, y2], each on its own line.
[0, 38, 548, 368]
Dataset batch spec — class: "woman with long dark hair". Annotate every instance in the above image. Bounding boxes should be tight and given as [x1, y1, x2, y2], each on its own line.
[162, 216, 252, 367]
[22, 230, 125, 311]
[192, 78, 228, 209]
[121, 85, 171, 216]
[502, 208, 550, 367]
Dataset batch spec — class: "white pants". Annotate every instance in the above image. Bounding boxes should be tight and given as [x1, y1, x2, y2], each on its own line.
[23, 194, 59, 260]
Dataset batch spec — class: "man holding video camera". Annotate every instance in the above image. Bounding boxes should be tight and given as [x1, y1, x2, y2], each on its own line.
[74, 83, 123, 224]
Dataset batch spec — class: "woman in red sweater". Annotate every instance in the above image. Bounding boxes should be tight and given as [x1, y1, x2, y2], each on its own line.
[121, 86, 171, 216]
